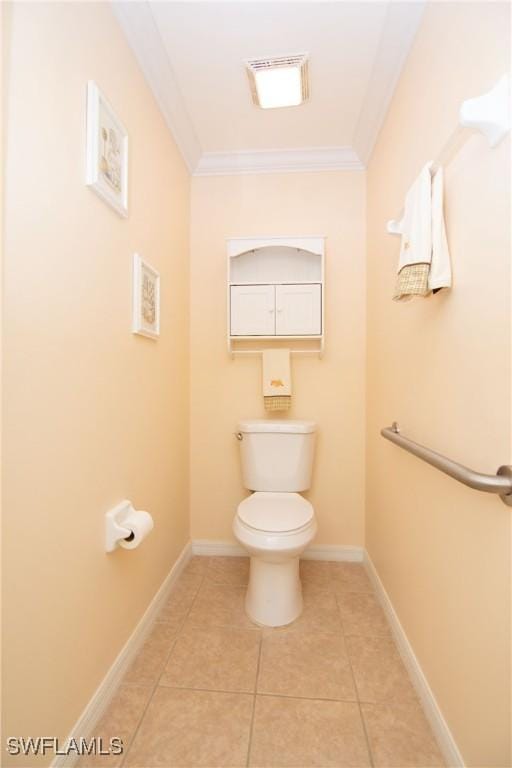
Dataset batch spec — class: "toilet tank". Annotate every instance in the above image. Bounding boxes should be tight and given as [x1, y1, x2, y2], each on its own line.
[237, 419, 317, 492]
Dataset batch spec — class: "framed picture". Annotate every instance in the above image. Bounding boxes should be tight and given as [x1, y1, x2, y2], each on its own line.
[86, 81, 128, 217]
[132, 254, 160, 339]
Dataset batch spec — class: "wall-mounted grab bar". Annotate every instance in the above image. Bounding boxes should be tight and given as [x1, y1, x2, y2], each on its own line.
[381, 423, 512, 507]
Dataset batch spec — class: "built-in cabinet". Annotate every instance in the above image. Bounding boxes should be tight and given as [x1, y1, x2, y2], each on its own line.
[227, 236, 325, 355]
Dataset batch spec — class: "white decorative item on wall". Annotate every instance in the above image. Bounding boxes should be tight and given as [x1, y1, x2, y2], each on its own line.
[227, 236, 325, 357]
[85, 81, 128, 217]
[132, 253, 160, 339]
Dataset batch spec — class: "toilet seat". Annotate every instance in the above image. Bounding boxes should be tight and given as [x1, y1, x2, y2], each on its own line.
[237, 492, 314, 534]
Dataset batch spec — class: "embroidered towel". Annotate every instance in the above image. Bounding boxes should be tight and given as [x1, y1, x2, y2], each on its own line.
[393, 163, 451, 301]
[262, 349, 291, 412]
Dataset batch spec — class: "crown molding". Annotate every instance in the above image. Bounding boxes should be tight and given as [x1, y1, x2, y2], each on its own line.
[112, 0, 423, 175]
[352, 0, 426, 166]
[111, 1, 202, 172]
[194, 146, 364, 176]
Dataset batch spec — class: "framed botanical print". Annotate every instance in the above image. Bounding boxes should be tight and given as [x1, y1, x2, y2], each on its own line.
[86, 81, 128, 217]
[132, 254, 160, 339]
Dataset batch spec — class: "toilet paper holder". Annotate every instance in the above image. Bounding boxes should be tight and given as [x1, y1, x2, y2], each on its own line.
[105, 499, 153, 552]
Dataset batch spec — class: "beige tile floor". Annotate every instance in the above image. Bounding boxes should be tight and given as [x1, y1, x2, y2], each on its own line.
[80, 556, 445, 768]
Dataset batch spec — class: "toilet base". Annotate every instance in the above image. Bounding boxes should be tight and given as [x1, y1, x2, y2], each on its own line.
[245, 555, 303, 627]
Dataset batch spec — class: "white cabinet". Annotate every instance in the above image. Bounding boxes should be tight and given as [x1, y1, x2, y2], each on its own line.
[230, 283, 322, 337]
[230, 285, 275, 336]
[227, 236, 325, 355]
[275, 284, 321, 336]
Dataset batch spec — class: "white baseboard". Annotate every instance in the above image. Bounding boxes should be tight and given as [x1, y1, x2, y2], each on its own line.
[191, 539, 363, 562]
[192, 539, 246, 557]
[52, 541, 192, 768]
[302, 545, 363, 562]
[363, 552, 464, 768]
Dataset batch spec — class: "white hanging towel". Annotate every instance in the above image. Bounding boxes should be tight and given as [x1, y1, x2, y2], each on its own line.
[429, 167, 452, 291]
[262, 349, 292, 412]
[393, 162, 452, 301]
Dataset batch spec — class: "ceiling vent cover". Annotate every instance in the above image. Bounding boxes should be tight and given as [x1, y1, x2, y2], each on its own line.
[246, 53, 309, 109]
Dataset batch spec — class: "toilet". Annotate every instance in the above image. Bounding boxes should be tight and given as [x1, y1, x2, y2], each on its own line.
[233, 419, 317, 627]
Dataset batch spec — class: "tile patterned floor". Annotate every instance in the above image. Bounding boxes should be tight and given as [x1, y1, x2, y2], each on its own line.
[80, 556, 445, 768]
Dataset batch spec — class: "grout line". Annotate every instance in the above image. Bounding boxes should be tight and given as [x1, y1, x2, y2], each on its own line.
[256, 689, 359, 705]
[334, 590, 374, 768]
[253, 632, 264, 697]
[343, 656, 375, 768]
[339, 590, 376, 768]
[358, 701, 375, 768]
[119, 565, 207, 767]
[156, 683, 361, 706]
[334, 591, 349, 639]
[245, 632, 263, 767]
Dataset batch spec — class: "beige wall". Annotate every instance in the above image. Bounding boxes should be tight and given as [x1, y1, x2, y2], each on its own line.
[190, 171, 366, 546]
[366, 3, 511, 766]
[2, 3, 190, 763]
[4, 2, 511, 766]
[0, 0, 6, 727]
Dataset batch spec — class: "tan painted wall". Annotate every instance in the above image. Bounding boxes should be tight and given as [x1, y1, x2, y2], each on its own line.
[190, 171, 366, 546]
[0, 0, 6, 731]
[2, 3, 190, 762]
[366, 3, 511, 766]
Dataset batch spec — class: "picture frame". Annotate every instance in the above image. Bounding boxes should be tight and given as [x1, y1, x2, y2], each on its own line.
[132, 254, 160, 339]
[86, 81, 128, 217]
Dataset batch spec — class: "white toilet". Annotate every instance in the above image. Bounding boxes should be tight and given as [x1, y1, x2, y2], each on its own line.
[233, 419, 317, 627]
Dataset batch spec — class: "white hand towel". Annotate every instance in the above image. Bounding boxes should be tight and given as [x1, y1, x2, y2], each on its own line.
[397, 162, 433, 273]
[393, 162, 451, 301]
[262, 349, 292, 411]
[262, 349, 291, 396]
[428, 167, 452, 291]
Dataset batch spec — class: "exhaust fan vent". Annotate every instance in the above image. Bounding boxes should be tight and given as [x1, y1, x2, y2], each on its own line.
[246, 53, 309, 109]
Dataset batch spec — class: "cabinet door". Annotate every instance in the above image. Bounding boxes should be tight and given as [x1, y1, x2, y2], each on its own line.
[275, 284, 322, 335]
[230, 285, 276, 336]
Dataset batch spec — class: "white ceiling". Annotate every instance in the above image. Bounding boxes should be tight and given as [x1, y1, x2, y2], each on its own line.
[150, 1, 387, 151]
[112, 1, 425, 174]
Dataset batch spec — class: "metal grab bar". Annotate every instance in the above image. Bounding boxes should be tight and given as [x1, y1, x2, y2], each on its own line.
[381, 423, 512, 507]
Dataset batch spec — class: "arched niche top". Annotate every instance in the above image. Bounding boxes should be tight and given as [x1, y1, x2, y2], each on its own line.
[227, 236, 324, 259]
[229, 246, 323, 285]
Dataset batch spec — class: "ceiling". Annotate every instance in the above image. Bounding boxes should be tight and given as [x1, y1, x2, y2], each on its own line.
[112, 1, 425, 174]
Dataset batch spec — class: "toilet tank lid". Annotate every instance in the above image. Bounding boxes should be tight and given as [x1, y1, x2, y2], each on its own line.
[238, 419, 316, 434]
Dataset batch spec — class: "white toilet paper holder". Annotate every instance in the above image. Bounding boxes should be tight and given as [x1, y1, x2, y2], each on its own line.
[105, 499, 150, 552]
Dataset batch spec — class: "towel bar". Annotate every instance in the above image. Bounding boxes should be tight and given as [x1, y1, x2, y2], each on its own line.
[381, 423, 512, 507]
[386, 73, 510, 234]
[231, 349, 321, 357]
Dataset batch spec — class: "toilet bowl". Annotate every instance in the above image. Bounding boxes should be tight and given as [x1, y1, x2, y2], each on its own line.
[232, 419, 317, 627]
[233, 492, 317, 626]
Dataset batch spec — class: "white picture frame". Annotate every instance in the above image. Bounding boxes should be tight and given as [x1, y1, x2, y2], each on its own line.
[86, 81, 128, 217]
[132, 254, 160, 339]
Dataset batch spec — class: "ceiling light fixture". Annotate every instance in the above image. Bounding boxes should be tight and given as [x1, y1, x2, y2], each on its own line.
[246, 54, 309, 109]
